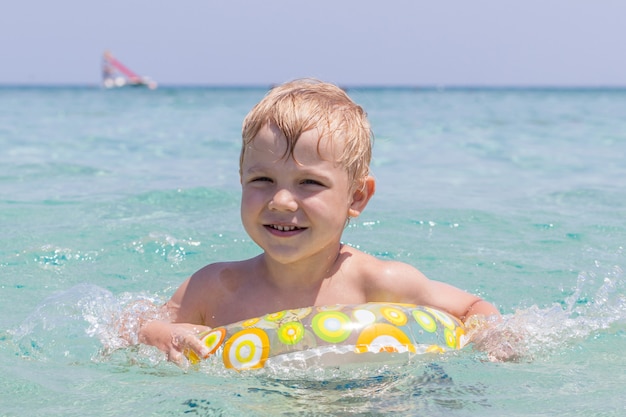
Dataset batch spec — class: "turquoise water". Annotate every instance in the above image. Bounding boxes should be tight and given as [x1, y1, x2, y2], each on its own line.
[1, 86, 625, 416]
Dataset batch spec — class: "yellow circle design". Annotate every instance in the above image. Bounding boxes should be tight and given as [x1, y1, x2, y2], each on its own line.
[381, 307, 408, 326]
[311, 311, 352, 343]
[355, 323, 415, 353]
[200, 328, 227, 355]
[277, 321, 305, 345]
[223, 328, 270, 370]
[265, 311, 286, 322]
[241, 317, 261, 328]
[444, 327, 457, 348]
[412, 310, 437, 333]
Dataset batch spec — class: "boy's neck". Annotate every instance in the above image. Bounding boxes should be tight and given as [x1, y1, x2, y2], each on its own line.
[256, 243, 347, 291]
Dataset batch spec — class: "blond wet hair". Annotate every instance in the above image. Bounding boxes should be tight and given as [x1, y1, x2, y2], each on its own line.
[240, 79, 373, 187]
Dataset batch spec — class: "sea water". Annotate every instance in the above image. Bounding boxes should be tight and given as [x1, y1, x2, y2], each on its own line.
[1, 86, 625, 416]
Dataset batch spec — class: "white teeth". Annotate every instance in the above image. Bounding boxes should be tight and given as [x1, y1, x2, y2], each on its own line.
[271, 225, 298, 231]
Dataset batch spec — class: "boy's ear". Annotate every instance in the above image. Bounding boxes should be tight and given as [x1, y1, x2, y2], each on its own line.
[348, 176, 376, 218]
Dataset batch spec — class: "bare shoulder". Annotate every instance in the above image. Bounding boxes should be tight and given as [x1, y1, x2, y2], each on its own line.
[188, 259, 249, 285]
[342, 246, 431, 302]
[342, 246, 487, 318]
[168, 259, 254, 325]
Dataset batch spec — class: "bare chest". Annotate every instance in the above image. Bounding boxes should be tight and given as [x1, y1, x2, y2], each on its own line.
[203, 273, 367, 327]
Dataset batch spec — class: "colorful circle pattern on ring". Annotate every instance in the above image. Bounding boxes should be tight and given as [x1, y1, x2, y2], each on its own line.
[355, 323, 415, 353]
[311, 310, 352, 343]
[191, 303, 466, 370]
[381, 306, 408, 326]
[201, 328, 226, 354]
[277, 321, 305, 345]
[223, 328, 270, 370]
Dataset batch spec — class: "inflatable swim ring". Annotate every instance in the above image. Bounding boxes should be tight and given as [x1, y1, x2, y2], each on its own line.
[186, 303, 467, 370]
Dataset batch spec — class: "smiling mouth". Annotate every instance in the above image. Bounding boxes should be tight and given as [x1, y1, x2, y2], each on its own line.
[266, 224, 305, 232]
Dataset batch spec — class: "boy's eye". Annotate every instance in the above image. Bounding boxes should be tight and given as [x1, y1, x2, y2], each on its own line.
[251, 176, 273, 183]
[301, 179, 324, 186]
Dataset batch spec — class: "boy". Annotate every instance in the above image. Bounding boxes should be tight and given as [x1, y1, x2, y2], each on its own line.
[136, 79, 501, 364]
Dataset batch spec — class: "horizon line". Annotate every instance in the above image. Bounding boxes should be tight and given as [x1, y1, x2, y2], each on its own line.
[3, 82, 626, 91]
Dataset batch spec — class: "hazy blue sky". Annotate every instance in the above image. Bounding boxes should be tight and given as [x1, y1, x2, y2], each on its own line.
[2, 0, 625, 86]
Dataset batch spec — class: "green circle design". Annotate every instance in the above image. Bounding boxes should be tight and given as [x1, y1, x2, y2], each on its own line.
[413, 310, 437, 333]
[444, 327, 456, 348]
[311, 311, 352, 343]
[265, 311, 286, 322]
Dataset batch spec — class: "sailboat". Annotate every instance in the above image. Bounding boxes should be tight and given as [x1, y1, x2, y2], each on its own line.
[101, 50, 157, 89]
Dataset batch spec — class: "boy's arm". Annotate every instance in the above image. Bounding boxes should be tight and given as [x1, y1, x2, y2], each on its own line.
[424, 282, 527, 362]
[366, 260, 500, 322]
[147, 275, 213, 363]
[364, 260, 523, 360]
[459, 297, 500, 321]
[138, 318, 210, 365]
[425, 280, 500, 322]
[119, 276, 212, 365]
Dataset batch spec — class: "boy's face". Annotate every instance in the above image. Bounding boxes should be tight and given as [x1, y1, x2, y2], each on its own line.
[240, 123, 356, 265]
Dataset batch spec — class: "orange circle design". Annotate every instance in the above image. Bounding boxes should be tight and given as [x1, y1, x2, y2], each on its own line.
[223, 328, 270, 370]
[356, 323, 415, 353]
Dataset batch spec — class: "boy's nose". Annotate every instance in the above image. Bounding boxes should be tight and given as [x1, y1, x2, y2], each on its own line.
[268, 188, 298, 212]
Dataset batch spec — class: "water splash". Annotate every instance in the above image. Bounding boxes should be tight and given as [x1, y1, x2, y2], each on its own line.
[8, 283, 114, 362]
[6, 283, 168, 365]
[469, 265, 625, 361]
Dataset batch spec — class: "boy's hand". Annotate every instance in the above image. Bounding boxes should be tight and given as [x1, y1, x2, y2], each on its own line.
[464, 315, 526, 362]
[139, 320, 211, 366]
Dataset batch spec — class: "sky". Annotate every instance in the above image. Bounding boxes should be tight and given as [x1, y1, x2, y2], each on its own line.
[2, 0, 626, 87]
